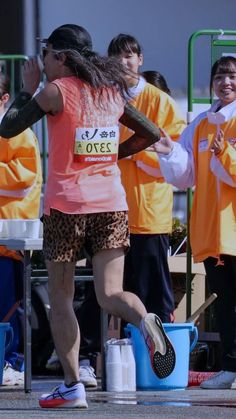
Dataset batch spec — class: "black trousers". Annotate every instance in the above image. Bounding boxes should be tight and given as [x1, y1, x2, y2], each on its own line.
[123, 233, 175, 322]
[204, 255, 236, 371]
[77, 281, 101, 367]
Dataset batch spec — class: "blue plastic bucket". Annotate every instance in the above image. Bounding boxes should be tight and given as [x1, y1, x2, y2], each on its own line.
[0, 323, 14, 385]
[125, 322, 198, 390]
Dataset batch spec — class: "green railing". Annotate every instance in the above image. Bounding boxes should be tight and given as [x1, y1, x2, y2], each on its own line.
[0, 54, 29, 97]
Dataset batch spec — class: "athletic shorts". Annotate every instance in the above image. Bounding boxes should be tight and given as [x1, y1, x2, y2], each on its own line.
[42, 209, 130, 262]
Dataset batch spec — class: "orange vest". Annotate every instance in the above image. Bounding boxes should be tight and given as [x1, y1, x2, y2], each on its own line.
[158, 99, 236, 262]
[190, 117, 236, 262]
[0, 128, 42, 260]
[119, 81, 186, 234]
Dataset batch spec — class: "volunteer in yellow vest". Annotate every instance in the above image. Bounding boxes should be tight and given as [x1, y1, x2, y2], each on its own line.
[0, 73, 42, 384]
[154, 56, 236, 389]
[108, 34, 186, 323]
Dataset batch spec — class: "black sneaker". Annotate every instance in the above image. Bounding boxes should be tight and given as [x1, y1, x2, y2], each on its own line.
[140, 313, 176, 378]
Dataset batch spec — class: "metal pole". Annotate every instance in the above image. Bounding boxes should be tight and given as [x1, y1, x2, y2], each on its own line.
[23, 250, 32, 393]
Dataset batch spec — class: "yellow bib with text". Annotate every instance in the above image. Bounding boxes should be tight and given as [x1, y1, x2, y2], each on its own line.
[74, 126, 119, 163]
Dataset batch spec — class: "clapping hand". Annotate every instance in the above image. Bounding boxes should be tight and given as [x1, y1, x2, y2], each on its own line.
[210, 129, 224, 156]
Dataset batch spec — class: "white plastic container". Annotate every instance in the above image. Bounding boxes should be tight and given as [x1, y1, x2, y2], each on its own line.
[106, 339, 136, 392]
[7, 220, 27, 238]
[0, 220, 8, 238]
[25, 219, 40, 238]
[6, 219, 41, 239]
[121, 344, 136, 391]
[106, 344, 123, 392]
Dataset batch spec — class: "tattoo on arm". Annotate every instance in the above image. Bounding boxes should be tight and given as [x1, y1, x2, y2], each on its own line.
[0, 92, 46, 138]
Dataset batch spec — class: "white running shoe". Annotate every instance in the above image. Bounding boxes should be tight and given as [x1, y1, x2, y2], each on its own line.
[140, 313, 176, 379]
[79, 365, 97, 388]
[200, 370, 236, 389]
[2, 362, 24, 386]
[39, 382, 88, 409]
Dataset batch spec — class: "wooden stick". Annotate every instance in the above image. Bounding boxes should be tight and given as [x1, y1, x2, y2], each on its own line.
[1, 301, 21, 322]
[186, 293, 217, 323]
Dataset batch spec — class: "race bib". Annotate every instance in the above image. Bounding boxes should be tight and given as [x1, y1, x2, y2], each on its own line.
[74, 126, 119, 163]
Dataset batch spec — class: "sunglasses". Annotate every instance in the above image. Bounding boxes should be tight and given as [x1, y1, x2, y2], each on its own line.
[42, 47, 60, 59]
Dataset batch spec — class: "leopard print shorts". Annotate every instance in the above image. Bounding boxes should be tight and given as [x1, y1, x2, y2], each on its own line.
[42, 209, 130, 262]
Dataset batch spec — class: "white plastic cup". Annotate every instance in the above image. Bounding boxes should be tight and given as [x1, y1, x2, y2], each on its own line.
[106, 344, 121, 363]
[121, 344, 136, 391]
[0, 221, 3, 238]
[0, 220, 9, 238]
[25, 219, 40, 238]
[39, 221, 43, 238]
[106, 344, 123, 392]
[7, 220, 27, 238]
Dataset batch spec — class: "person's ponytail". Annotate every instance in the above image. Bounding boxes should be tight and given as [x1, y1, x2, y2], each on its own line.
[63, 49, 129, 100]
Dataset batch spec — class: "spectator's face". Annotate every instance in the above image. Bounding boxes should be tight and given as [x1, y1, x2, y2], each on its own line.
[116, 51, 143, 86]
[213, 66, 236, 106]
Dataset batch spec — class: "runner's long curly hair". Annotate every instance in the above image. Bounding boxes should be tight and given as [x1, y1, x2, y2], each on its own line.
[46, 24, 129, 101]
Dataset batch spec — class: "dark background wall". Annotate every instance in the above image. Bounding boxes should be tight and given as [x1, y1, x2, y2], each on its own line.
[0, 0, 24, 54]
[0, 0, 39, 56]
